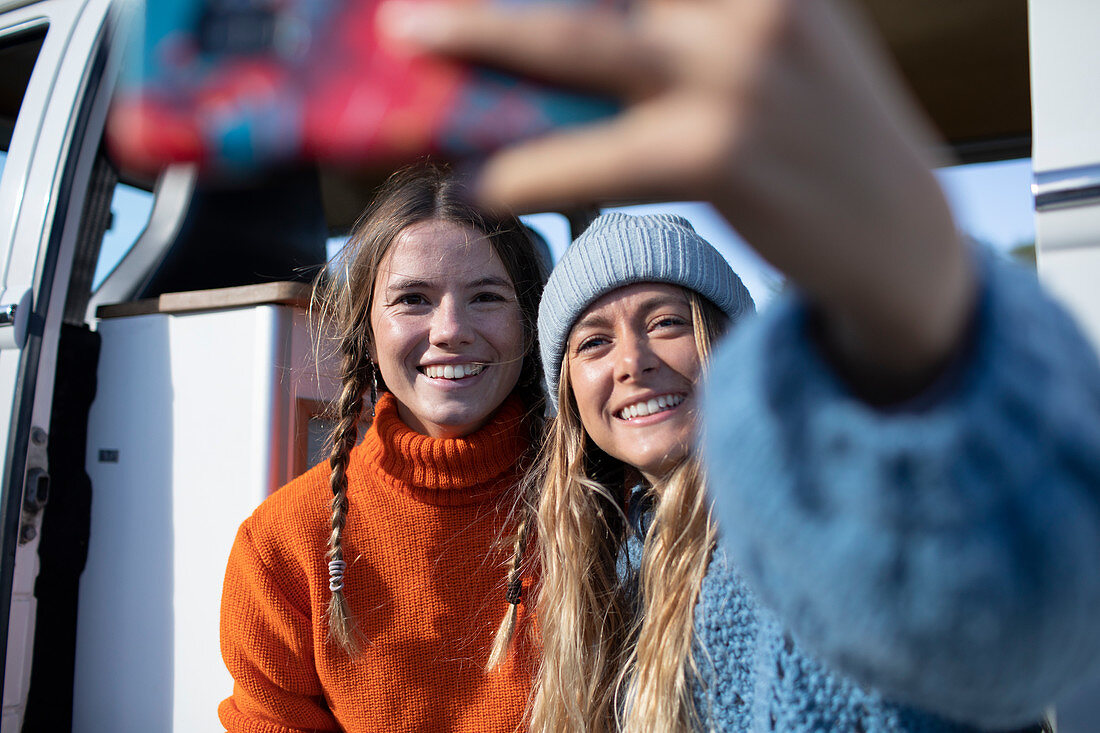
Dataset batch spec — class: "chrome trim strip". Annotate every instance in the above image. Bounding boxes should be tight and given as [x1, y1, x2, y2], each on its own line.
[1034, 164, 1100, 211]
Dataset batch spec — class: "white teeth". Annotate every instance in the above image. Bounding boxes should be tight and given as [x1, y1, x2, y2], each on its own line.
[424, 363, 485, 380]
[618, 394, 684, 420]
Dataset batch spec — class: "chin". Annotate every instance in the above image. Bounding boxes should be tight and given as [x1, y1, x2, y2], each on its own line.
[430, 406, 493, 432]
[627, 446, 692, 481]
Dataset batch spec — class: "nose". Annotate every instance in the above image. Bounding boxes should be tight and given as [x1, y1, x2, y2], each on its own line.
[613, 332, 659, 383]
[429, 296, 475, 348]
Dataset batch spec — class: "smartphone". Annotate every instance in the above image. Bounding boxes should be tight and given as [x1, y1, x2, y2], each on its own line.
[107, 0, 619, 174]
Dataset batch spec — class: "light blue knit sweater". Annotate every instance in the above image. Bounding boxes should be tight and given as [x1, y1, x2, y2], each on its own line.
[625, 502, 994, 732]
[692, 254, 1100, 731]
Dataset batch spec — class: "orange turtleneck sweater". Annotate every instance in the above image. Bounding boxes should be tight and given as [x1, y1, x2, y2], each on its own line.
[219, 393, 535, 733]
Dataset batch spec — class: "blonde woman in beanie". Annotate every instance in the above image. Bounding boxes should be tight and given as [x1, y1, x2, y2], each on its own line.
[496, 211, 1089, 732]
[380, 0, 1100, 731]
[218, 162, 546, 732]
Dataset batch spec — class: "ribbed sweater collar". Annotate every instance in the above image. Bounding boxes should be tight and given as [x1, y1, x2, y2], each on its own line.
[357, 392, 527, 506]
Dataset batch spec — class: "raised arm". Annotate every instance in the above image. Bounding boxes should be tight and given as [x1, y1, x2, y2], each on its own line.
[382, 0, 1100, 723]
[701, 252, 1100, 726]
[379, 0, 975, 390]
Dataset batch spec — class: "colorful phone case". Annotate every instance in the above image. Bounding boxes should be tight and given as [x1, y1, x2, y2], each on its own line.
[108, 0, 618, 173]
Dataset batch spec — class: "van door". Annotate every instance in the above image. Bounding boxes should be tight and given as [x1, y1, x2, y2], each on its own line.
[0, 0, 120, 728]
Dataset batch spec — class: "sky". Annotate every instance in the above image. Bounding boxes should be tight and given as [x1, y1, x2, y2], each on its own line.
[936, 158, 1036, 250]
[0, 152, 1038, 307]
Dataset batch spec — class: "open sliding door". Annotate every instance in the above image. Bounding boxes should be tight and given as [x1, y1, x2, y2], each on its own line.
[0, 0, 119, 729]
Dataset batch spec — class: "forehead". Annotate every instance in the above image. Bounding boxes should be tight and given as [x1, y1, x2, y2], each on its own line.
[378, 219, 510, 283]
[576, 282, 690, 324]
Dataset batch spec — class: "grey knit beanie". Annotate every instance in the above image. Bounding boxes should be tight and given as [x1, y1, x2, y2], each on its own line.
[539, 212, 755, 408]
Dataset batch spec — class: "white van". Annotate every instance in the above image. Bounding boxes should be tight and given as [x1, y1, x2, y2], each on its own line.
[0, 1, 1095, 731]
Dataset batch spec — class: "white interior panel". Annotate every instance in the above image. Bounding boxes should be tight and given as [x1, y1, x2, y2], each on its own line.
[74, 303, 311, 733]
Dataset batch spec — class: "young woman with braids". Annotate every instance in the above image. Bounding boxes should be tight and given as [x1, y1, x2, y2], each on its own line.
[218, 162, 546, 732]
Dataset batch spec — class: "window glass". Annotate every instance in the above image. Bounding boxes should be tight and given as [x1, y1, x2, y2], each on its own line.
[0, 25, 47, 187]
[0, 25, 46, 154]
[936, 157, 1035, 266]
[93, 182, 155, 289]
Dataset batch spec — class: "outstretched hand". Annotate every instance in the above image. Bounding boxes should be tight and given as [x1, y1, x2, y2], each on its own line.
[380, 0, 976, 386]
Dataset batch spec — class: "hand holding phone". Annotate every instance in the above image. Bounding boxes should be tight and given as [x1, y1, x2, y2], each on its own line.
[379, 0, 976, 385]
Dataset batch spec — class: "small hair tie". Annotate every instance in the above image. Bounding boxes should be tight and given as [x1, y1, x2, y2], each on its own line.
[328, 559, 347, 592]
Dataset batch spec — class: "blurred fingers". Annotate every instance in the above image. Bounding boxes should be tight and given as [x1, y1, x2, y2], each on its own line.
[469, 97, 735, 212]
[377, 1, 663, 97]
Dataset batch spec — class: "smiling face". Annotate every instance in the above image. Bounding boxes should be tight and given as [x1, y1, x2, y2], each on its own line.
[369, 219, 525, 438]
[565, 283, 703, 482]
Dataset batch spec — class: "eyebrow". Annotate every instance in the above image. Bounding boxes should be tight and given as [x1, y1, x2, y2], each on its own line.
[387, 278, 433, 292]
[386, 276, 515, 291]
[572, 313, 614, 333]
[469, 276, 515, 290]
[639, 293, 690, 310]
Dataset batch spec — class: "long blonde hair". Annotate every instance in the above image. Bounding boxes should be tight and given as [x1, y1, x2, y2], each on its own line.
[515, 290, 729, 732]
